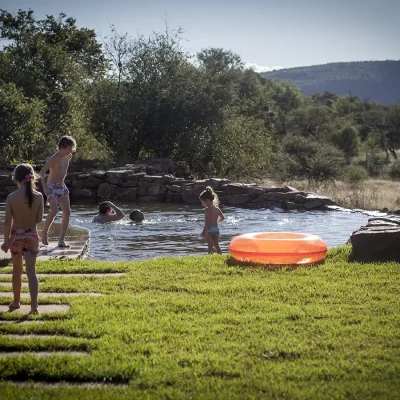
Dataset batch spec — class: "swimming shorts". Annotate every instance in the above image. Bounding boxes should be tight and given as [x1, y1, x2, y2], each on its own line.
[207, 225, 220, 238]
[47, 182, 69, 203]
[10, 228, 39, 256]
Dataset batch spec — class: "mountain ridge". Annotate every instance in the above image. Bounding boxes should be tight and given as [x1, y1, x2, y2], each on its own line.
[260, 60, 400, 104]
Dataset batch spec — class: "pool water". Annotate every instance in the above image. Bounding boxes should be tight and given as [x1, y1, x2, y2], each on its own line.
[64, 203, 373, 261]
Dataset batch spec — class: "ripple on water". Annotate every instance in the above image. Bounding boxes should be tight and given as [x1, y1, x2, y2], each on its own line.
[63, 203, 372, 261]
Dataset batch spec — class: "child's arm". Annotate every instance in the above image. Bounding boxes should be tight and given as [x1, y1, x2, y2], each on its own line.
[217, 208, 225, 223]
[39, 157, 56, 194]
[1, 198, 13, 252]
[106, 202, 125, 222]
[36, 194, 44, 223]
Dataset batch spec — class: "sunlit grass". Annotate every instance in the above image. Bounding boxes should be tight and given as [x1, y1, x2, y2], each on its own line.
[0, 252, 399, 399]
[260, 178, 400, 211]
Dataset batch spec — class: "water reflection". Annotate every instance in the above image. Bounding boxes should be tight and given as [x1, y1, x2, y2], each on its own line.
[67, 203, 371, 261]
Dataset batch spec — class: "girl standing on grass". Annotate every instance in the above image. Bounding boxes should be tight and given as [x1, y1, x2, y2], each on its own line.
[1, 164, 44, 314]
[199, 186, 225, 255]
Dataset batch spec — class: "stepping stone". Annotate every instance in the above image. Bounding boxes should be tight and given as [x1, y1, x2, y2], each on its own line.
[0, 272, 126, 282]
[0, 351, 88, 358]
[0, 292, 102, 298]
[0, 273, 126, 278]
[2, 334, 79, 340]
[0, 320, 45, 324]
[0, 222, 90, 261]
[0, 282, 29, 288]
[0, 305, 70, 314]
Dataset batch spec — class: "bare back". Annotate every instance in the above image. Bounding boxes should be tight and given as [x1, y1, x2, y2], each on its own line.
[205, 205, 223, 226]
[7, 189, 44, 230]
[43, 152, 71, 183]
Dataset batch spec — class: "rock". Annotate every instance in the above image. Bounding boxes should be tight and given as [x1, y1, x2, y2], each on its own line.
[350, 216, 400, 262]
[205, 178, 231, 189]
[116, 187, 138, 201]
[226, 194, 249, 205]
[97, 183, 116, 198]
[105, 171, 128, 185]
[70, 188, 94, 199]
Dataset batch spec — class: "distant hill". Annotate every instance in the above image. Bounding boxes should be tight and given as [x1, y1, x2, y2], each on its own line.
[261, 60, 400, 104]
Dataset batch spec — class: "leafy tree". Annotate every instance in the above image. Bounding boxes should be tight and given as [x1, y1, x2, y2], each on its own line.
[331, 125, 361, 160]
[0, 81, 45, 163]
[282, 134, 344, 181]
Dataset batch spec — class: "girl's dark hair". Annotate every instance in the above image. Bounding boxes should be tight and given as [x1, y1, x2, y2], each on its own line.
[13, 164, 37, 208]
[98, 202, 111, 215]
[199, 186, 219, 205]
[58, 135, 77, 150]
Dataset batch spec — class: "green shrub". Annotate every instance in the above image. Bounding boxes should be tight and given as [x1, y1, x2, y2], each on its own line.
[343, 165, 369, 185]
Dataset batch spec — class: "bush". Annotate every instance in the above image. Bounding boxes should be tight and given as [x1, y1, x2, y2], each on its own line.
[343, 165, 369, 185]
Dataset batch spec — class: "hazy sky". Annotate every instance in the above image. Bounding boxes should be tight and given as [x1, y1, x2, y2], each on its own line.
[1, 0, 399, 71]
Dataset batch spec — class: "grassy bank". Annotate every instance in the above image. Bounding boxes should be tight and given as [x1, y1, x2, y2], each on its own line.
[0, 250, 399, 399]
[261, 178, 400, 212]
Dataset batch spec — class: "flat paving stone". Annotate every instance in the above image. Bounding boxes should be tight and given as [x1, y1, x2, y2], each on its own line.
[0, 273, 126, 278]
[2, 334, 80, 340]
[0, 220, 90, 261]
[0, 320, 45, 324]
[0, 292, 102, 298]
[0, 282, 29, 288]
[0, 305, 70, 314]
[0, 351, 88, 358]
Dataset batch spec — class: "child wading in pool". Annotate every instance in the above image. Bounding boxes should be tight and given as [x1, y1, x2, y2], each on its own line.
[1, 164, 44, 314]
[199, 186, 225, 254]
[39, 135, 76, 247]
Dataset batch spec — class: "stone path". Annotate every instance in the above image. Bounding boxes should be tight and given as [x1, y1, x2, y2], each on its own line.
[0, 292, 102, 298]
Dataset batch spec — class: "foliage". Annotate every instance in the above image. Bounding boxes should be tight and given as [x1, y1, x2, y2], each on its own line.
[0, 81, 45, 163]
[342, 165, 369, 186]
[389, 160, 400, 179]
[331, 125, 361, 159]
[0, 8, 399, 180]
[282, 135, 344, 181]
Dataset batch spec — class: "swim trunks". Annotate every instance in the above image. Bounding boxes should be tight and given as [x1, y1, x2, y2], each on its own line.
[207, 225, 220, 238]
[10, 228, 39, 256]
[47, 182, 69, 203]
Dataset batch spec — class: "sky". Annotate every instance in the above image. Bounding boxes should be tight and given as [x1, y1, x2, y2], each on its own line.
[0, 0, 399, 71]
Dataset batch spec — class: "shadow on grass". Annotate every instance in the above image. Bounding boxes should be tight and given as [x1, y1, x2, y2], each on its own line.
[226, 256, 324, 271]
[0, 258, 11, 267]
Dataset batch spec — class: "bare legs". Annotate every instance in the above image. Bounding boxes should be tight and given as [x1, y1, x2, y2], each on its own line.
[41, 196, 70, 247]
[10, 254, 23, 309]
[58, 196, 71, 247]
[10, 253, 39, 313]
[204, 233, 222, 255]
[25, 253, 39, 314]
[41, 198, 58, 245]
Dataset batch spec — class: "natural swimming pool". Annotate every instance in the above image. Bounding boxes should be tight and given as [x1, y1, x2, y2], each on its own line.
[63, 203, 376, 261]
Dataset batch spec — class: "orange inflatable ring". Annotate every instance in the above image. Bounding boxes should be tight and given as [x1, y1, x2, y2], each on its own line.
[229, 232, 327, 265]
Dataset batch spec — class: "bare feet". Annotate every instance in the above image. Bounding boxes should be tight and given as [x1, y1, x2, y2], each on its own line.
[29, 308, 39, 315]
[9, 301, 20, 310]
[58, 241, 70, 248]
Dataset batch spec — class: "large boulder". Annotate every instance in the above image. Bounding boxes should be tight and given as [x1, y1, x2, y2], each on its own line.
[349, 216, 400, 262]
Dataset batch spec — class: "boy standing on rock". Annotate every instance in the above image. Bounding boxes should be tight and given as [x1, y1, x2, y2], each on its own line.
[39, 136, 77, 247]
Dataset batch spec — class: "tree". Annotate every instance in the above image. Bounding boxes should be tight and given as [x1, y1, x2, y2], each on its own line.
[331, 125, 361, 160]
[0, 81, 45, 163]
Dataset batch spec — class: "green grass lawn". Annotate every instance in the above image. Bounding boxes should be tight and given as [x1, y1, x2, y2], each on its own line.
[0, 245, 399, 399]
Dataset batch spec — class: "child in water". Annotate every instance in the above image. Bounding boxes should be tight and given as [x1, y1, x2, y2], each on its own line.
[199, 186, 225, 254]
[1, 164, 44, 314]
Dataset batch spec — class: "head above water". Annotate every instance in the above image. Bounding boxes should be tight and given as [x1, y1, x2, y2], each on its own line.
[13, 163, 37, 208]
[98, 202, 111, 215]
[58, 135, 77, 151]
[130, 210, 144, 222]
[199, 186, 219, 205]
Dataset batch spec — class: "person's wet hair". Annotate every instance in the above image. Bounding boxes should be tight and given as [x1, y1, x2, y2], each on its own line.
[99, 202, 111, 215]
